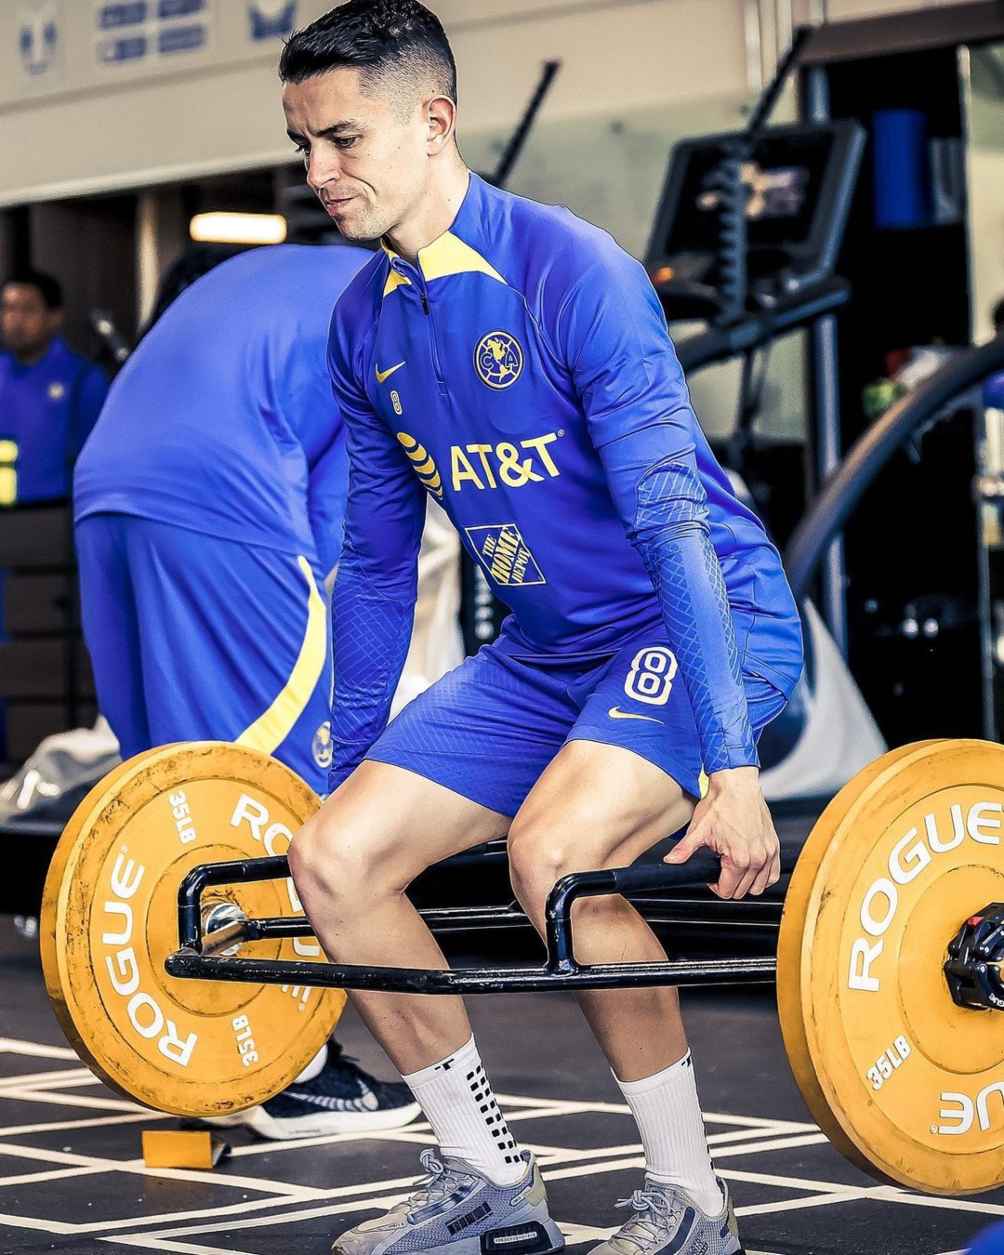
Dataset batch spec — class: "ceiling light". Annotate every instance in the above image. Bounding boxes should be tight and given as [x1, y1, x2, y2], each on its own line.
[189, 212, 287, 245]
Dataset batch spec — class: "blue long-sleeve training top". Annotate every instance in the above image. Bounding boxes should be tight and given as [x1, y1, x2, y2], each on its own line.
[328, 172, 802, 783]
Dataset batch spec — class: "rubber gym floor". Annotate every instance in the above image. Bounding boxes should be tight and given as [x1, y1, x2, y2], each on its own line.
[1, 923, 1001, 1255]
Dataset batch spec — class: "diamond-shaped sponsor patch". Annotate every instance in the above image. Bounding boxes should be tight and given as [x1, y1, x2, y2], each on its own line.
[465, 523, 546, 587]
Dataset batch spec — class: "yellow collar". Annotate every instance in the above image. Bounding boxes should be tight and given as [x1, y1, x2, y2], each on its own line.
[382, 232, 506, 297]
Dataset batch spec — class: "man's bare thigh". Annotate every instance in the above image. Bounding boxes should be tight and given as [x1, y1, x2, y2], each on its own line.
[511, 740, 696, 869]
[312, 760, 511, 883]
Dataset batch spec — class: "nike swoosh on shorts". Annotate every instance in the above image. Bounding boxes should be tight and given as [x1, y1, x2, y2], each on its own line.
[608, 707, 663, 724]
[376, 361, 406, 384]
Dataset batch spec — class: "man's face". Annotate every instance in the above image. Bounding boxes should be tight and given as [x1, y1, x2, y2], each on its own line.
[283, 67, 435, 243]
[1, 283, 61, 360]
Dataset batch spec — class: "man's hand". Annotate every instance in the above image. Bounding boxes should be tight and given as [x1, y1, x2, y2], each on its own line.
[663, 765, 780, 899]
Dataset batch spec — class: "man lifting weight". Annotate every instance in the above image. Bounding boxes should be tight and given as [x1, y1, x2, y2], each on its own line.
[280, 4, 803, 1252]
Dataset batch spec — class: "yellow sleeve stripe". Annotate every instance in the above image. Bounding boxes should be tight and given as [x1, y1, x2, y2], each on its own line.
[236, 556, 327, 757]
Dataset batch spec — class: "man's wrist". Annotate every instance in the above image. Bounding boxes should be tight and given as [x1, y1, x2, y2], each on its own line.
[707, 764, 760, 791]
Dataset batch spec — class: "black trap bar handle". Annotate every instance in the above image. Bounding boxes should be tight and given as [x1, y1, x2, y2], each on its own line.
[177, 848, 726, 953]
[170, 845, 784, 992]
[544, 852, 723, 970]
[177, 853, 291, 949]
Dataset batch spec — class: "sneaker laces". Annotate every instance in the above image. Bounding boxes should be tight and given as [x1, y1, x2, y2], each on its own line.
[404, 1150, 472, 1217]
[612, 1188, 685, 1250]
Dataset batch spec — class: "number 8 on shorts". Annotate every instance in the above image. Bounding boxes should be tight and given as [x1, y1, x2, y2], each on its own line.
[624, 646, 678, 706]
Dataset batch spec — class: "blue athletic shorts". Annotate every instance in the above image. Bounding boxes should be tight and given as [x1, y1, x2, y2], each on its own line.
[75, 513, 333, 793]
[367, 617, 798, 816]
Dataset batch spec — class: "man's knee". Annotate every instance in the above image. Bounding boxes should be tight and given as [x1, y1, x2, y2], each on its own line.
[288, 806, 409, 909]
[508, 817, 584, 918]
[509, 823, 634, 940]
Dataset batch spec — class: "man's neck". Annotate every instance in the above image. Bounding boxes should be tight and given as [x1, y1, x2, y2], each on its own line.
[384, 160, 471, 265]
[13, 339, 53, 367]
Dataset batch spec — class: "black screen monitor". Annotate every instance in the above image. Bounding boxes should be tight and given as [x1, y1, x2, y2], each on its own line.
[646, 121, 863, 299]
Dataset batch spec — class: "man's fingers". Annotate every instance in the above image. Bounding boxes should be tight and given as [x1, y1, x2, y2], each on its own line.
[728, 843, 776, 899]
[749, 850, 777, 897]
[713, 850, 750, 899]
[731, 864, 761, 900]
[747, 841, 780, 896]
[663, 828, 710, 864]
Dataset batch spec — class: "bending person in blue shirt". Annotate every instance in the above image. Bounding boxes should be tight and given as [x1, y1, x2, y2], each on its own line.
[74, 242, 421, 1143]
[281, 7, 803, 1255]
[0, 269, 108, 502]
[985, 297, 1004, 410]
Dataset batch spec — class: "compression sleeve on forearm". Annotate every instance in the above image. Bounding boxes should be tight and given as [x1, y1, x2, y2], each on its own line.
[326, 302, 425, 792]
[329, 545, 417, 790]
[603, 441, 757, 772]
[550, 242, 757, 773]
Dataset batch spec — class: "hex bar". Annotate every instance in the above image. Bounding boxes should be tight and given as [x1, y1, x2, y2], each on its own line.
[165, 949, 776, 994]
[179, 850, 728, 954]
[173, 845, 780, 993]
[200, 897, 782, 959]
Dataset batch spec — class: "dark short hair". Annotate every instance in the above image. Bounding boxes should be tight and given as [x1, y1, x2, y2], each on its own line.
[279, 0, 457, 106]
[993, 296, 1004, 333]
[3, 268, 63, 310]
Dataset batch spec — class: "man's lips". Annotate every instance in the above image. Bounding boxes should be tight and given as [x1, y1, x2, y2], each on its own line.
[322, 195, 357, 214]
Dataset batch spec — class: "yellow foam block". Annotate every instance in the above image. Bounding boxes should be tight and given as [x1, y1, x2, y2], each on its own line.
[142, 1129, 230, 1170]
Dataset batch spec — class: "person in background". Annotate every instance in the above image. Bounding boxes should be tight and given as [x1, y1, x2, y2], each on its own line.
[74, 242, 428, 1140]
[0, 269, 108, 503]
[985, 297, 1004, 411]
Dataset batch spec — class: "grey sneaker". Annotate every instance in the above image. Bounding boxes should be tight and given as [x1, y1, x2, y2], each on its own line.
[589, 1177, 741, 1255]
[331, 1148, 564, 1255]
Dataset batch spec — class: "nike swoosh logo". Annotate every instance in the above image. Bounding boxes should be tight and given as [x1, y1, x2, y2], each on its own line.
[375, 361, 405, 384]
[286, 1079, 380, 1112]
[608, 707, 663, 724]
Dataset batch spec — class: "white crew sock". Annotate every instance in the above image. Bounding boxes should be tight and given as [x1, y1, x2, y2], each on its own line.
[403, 1036, 524, 1186]
[615, 1051, 724, 1216]
[292, 1043, 328, 1085]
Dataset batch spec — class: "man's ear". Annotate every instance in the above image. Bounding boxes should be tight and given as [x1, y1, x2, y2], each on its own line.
[426, 94, 457, 153]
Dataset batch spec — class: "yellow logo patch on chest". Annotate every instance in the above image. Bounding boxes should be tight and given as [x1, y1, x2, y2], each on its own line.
[475, 331, 523, 390]
[465, 523, 545, 587]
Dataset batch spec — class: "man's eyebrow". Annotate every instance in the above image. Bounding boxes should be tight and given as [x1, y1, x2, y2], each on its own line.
[286, 119, 365, 144]
[316, 119, 365, 138]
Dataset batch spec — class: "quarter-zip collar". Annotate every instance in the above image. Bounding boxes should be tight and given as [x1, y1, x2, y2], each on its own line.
[380, 174, 507, 300]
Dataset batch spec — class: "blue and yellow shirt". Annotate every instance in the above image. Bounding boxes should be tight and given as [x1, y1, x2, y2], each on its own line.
[0, 337, 108, 503]
[75, 244, 370, 574]
[329, 173, 802, 778]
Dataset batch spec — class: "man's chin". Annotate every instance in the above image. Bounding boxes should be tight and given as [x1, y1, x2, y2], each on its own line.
[324, 206, 373, 241]
[336, 222, 382, 243]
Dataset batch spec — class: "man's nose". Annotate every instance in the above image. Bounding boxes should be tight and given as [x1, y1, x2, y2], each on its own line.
[306, 148, 342, 194]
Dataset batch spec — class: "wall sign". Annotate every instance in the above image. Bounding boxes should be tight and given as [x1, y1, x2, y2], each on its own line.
[18, 2, 62, 82]
[94, 0, 211, 68]
[248, 1, 296, 42]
